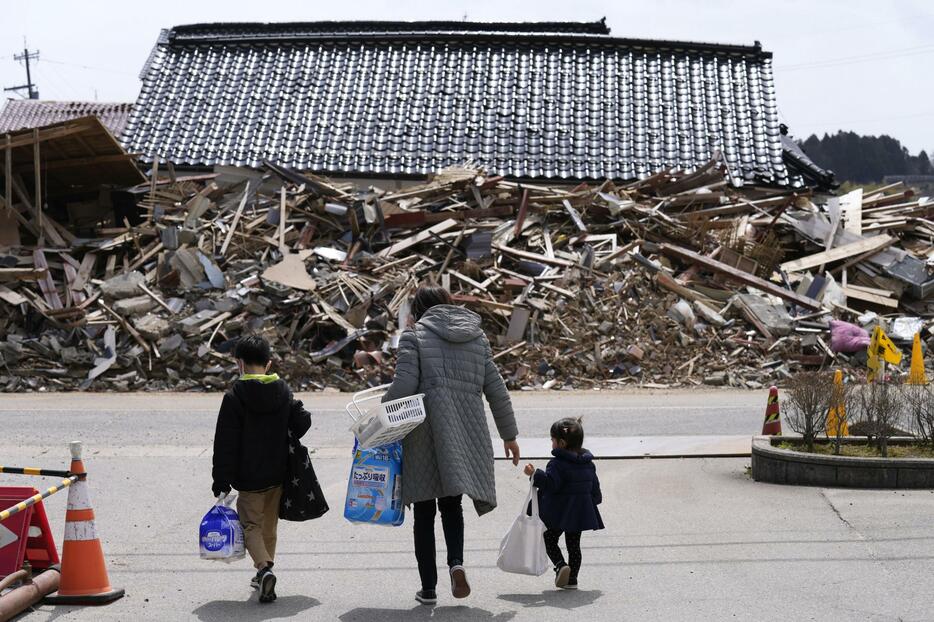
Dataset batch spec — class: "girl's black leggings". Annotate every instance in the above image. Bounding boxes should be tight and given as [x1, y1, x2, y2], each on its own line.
[413, 495, 464, 591]
[544, 528, 582, 579]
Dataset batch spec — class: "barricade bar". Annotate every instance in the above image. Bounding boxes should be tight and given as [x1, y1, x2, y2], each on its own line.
[0, 475, 78, 522]
[0, 466, 73, 478]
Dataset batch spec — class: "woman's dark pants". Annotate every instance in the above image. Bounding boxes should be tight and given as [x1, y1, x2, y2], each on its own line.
[413, 495, 464, 591]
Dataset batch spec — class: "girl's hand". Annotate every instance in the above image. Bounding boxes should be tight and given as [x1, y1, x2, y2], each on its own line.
[523, 463, 535, 477]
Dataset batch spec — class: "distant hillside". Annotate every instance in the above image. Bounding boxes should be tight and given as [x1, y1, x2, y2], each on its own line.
[798, 131, 932, 184]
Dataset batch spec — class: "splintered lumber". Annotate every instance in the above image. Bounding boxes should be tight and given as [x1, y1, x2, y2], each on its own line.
[492, 244, 575, 268]
[659, 243, 822, 310]
[220, 184, 250, 256]
[780, 234, 894, 273]
[841, 188, 863, 235]
[842, 286, 899, 308]
[378, 219, 458, 258]
[0, 267, 48, 282]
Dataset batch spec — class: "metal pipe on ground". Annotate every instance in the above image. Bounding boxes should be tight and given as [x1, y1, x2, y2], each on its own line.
[0, 571, 27, 593]
[0, 567, 60, 622]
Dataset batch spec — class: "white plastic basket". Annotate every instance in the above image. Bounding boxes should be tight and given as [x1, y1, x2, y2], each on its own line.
[346, 384, 426, 449]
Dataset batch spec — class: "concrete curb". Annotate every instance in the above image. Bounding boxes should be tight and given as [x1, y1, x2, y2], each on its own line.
[751, 435, 934, 488]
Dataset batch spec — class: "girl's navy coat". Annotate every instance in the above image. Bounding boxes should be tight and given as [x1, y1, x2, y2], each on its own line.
[533, 448, 604, 533]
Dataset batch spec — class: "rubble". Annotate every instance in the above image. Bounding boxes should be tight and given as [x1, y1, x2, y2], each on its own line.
[1, 155, 933, 392]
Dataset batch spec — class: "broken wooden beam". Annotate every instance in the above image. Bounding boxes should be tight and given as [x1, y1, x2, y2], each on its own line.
[659, 243, 822, 310]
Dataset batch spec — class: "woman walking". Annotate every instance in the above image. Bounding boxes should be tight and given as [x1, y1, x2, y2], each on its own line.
[382, 285, 520, 605]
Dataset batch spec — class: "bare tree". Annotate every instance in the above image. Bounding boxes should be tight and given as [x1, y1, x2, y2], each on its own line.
[904, 384, 934, 448]
[784, 372, 834, 453]
[854, 382, 904, 457]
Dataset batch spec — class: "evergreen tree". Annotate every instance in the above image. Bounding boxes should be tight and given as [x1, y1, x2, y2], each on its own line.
[797, 132, 933, 183]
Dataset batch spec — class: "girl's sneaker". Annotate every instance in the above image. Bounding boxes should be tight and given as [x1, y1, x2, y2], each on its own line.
[416, 589, 437, 605]
[554, 564, 571, 588]
[449, 565, 471, 598]
[560, 577, 578, 590]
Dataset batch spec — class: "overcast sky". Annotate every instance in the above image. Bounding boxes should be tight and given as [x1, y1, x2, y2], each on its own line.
[1, 0, 932, 154]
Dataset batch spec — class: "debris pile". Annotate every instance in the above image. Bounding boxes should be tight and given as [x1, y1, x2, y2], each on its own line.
[1, 156, 932, 392]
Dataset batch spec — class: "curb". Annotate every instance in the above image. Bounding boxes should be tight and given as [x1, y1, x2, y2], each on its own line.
[751, 435, 934, 488]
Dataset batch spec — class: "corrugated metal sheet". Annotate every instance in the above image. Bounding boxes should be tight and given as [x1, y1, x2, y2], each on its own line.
[123, 21, 801, 185]
[0, 100, 133, 138]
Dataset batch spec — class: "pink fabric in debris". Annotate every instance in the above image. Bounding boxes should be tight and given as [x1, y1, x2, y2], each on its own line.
[830, 320, 871, 353]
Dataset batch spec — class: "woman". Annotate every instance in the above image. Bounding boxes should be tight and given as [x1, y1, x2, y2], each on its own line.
[382, 285, 520, 605]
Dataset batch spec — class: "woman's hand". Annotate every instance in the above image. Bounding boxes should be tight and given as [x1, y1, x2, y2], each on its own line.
[504, 440, 521, 466]
[523, 463, 535, 477]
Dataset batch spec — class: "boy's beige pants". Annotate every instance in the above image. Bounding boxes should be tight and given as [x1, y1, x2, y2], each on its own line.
[236, 486, 282, 569]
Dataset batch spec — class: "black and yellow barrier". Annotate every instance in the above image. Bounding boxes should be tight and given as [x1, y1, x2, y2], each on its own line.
[0, 476, 79, 522]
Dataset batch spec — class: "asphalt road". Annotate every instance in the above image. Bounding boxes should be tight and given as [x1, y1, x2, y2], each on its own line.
[2, 390, 933, 621]
[0, 389, 765, 451]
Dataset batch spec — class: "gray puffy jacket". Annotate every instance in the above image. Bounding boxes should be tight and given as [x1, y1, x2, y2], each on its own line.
[382, 304, 517, 515]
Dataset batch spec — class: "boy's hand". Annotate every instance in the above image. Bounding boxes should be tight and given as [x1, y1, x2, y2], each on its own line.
[523, 463, 535, 477]
[212, 482, 231, 498]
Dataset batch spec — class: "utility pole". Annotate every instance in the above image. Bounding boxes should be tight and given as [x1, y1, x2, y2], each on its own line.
[4, 40, 40, 99]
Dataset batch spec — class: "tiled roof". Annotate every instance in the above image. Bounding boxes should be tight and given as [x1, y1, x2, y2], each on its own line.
[0, 100, 133, 138]
[124, 21, 817, 186]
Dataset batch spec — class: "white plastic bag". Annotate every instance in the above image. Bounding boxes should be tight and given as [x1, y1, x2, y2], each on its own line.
[496, 483, 550, 576]
[199, 493, 245, 562]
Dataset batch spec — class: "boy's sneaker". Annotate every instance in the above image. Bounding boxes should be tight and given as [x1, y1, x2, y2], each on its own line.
[258, 567, 277, 603]
[415, 589, 437, 605]
[554, 564, 571, 588]
[449, 565, 471, 599]
[560, 577, 578, 590]
[250, 571, 261, 589]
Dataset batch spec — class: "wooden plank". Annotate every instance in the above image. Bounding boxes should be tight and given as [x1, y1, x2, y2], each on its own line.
[779, 235, 894, 273]
[219, 184, 249, 256]
[513, 188, 529, 237]
[378, 219, 458, 258]
[563, 199, 587, 232]
[842, 286, 899, 308]
[492, 243, 576, 268]
[0, 121, 91, 151]
[0, 267, 48, 282]
[659, 243, 822, 311]
[32, 250, 63, 310]
[3, 135, 10, 217]
[33, 129, 41, 234]
[383, 204, 512, 228]
[841, 188, 864, 235]
[0, 285, 28, 306]
[279, 186, 287, 252]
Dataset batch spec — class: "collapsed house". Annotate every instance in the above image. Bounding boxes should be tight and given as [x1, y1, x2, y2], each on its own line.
[1, 21, 931, 392]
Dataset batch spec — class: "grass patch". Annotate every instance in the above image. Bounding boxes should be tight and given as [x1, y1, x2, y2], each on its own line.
[778, 441, 934, 459]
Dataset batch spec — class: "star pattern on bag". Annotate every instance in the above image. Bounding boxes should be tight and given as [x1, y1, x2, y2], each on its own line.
[304, 455, 311, 469]
[284, 498, 292, 509]
[291, 477, 300, 487]
[307, 491, 316, 501]
[289, 444, 295, 455]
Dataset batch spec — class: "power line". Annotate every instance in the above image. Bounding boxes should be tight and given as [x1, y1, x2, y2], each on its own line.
[792, 110, 934, 129]
[776, 43, 934, 72]
[39, 57, 136, 77]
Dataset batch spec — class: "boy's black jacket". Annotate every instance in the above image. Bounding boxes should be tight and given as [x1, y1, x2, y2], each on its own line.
[212, 377, 311, 495]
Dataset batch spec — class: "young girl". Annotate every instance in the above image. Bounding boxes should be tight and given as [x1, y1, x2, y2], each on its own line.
[523, 417, 603, 589]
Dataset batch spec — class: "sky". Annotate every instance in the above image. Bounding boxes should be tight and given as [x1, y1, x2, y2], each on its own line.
[1, 0, 932, 154]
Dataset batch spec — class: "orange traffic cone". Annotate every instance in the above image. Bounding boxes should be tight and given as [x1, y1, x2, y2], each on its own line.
[761, 386, 782, 435]
[44, 441, 124, 605]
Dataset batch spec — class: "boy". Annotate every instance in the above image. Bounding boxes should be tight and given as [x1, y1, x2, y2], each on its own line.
[212, 335, 311, 604]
